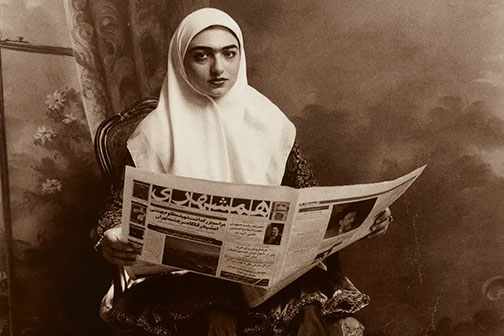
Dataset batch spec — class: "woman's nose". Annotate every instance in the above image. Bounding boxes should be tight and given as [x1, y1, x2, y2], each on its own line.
[211, 56, 224, 75]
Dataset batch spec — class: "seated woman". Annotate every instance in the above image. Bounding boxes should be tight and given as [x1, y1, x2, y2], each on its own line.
[95, 8, 391, 336]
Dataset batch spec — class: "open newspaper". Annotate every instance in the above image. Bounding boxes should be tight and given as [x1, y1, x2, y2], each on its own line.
[121, 165, 425, 307]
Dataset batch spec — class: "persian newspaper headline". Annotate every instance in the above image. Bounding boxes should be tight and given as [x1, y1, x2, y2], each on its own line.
[121, 165, 424, 306]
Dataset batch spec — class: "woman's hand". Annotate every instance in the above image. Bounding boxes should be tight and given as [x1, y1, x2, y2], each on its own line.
[368, 207, 393, 239]
[207, 309, 237, 336]
[99, 227, 141, 266]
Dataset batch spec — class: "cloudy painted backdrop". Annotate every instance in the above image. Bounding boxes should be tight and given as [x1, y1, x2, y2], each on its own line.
[1, 0, 503, 335]
[216, 1, 504, 334]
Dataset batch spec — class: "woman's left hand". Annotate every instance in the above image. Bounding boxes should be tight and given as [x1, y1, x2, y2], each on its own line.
[368, 207, 393, 239]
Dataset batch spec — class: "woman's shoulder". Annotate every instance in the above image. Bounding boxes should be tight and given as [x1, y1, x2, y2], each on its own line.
[246, 86, 282, 114]
[246, 86, 296, 135]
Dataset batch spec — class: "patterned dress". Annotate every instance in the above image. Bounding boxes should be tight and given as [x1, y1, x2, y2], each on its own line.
[95, 143, 369, 336]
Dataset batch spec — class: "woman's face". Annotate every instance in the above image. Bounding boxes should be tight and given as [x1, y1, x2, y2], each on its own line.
[184, 26, 240, 98]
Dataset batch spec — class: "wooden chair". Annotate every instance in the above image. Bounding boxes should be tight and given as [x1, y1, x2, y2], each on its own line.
[92, 98, 158, 297]
[94, 98, 159, 187]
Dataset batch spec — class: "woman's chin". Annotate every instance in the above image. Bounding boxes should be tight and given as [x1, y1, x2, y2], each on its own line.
[205, 84, 234, 98]
[208, 90, 227, 98]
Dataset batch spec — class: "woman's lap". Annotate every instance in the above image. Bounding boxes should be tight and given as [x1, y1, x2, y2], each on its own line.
[101, 269, 368, 335]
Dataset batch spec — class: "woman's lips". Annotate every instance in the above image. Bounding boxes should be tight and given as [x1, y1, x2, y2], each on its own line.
[208, 78, 228, 86]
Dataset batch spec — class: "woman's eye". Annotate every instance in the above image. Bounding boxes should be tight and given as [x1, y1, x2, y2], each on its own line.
[223, 50, 237, 58]
[194, 52, 208, 61]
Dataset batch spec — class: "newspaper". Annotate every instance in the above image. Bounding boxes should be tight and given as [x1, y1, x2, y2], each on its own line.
[121, 165, 425, 307]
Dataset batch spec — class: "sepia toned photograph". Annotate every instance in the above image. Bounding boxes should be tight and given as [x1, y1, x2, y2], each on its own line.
[132, 180, 150, 201]
[324, 198, 377, 239]
[161, 235, 220, 276]
[1, 0, 504, 335]
[263, 223, 284, 246]
[269, 201, 289, 222]
[129, 202, 147, 226]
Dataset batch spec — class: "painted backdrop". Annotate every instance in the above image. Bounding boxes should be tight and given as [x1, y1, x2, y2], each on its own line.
[215, 1, 504, 335]
[1, 1, 109, 335]
[1, 0, 504, 335]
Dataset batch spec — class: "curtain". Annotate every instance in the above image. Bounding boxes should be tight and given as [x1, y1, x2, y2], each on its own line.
[64, 0, 210, 137]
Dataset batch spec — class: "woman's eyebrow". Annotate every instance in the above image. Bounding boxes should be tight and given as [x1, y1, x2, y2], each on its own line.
[188, 44, 239, 52]
[222, 45, 238, 50]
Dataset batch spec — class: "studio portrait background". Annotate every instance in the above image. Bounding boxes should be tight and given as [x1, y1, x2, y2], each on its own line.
[1, 0, 503, 335]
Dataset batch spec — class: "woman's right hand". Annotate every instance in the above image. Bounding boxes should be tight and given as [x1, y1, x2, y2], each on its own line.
[100, 227, 141, 266]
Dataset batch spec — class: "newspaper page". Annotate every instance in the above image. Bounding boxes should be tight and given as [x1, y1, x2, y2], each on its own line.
[121, 166, 298, 288]
[242, 166, 424, 306]
[121, 165, 425, 306]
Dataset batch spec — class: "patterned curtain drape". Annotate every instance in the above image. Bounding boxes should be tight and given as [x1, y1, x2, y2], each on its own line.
[64, 0, 210, 137]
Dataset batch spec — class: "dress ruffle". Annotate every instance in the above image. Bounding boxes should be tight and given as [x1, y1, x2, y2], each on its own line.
[101, 270, 369, 335]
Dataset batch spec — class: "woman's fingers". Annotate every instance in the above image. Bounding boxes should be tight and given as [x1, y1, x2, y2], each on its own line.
[101, 234, 141, 257]
[102, 253, 137, 266]
[367, 225, 388, 238]
[102, 244, 139, 259]
[374, 207, 392, 224]
[105, 238, 138, 252]
[101, 244, 139, 266]
[100, 227, 141, 266]
[368, 208, 393, 238]
[371, 221, 388, 232]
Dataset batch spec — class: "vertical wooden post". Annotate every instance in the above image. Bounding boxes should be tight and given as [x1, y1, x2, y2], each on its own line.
[0, 46, 16, 336]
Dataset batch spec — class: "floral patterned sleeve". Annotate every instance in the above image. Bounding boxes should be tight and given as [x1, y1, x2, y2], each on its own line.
[95, 157, 134, 238]
[281, 141, 318, 189]
[96, 185, 124, 238]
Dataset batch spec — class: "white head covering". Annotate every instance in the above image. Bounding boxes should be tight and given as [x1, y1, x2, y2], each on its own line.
[127, 8, 296, 185]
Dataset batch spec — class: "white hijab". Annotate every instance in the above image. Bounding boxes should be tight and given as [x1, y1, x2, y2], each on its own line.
[127, 8, 295, 185]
